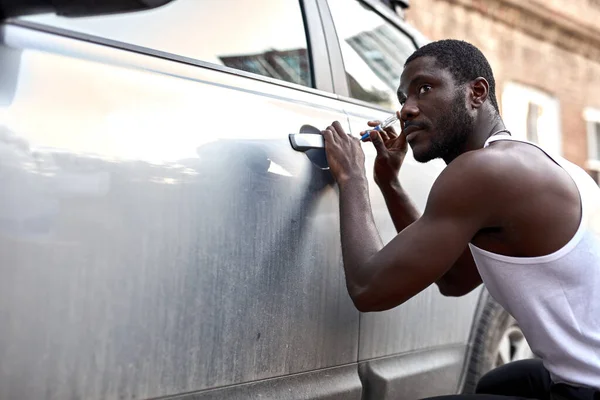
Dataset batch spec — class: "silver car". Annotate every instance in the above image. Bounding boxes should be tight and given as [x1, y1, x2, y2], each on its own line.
[0, 0, 531, 399]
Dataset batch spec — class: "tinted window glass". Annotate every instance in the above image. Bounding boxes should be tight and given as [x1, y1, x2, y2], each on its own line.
[25, 0, 312, 87]
[327, 0, 416, 108]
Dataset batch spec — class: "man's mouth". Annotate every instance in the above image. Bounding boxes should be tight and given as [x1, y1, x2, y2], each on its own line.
[406, 130, 420, 142]
[403, 125, 424, 142]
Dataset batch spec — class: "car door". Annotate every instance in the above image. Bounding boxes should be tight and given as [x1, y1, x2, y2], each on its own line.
[321, 0, 483, 397]
[0, 1, 363, 399]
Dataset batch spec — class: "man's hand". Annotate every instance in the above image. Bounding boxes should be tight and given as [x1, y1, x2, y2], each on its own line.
[361, 111, 408, 187]
[322, 121, 366, 185]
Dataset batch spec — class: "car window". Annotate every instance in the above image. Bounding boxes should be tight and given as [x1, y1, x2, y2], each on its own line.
[327, 0, 416, 109]
[23, 0, 313, 88]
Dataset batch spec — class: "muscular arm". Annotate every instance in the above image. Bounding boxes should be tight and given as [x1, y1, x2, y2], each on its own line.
[379, 178, 420, 232]
[378, 178, 482, 297]
[339, 155, 492, 312]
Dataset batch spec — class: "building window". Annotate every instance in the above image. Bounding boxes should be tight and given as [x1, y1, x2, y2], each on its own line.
[501, 82, 562, 155]
[583, 108, 600, 184]
[592, 122, 600, 160]
[526, 102, 543, 143]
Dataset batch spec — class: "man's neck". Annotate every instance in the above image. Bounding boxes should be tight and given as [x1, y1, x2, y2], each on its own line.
[443, 115, 506, 165]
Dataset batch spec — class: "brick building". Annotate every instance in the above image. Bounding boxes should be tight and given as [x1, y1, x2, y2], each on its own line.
[403, 0, 600, 183]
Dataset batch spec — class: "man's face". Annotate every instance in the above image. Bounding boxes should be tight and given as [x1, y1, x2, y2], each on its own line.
[397, 56, 475, 163]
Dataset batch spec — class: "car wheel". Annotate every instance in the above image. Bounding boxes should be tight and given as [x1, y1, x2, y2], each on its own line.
[462, 294, 535, 394]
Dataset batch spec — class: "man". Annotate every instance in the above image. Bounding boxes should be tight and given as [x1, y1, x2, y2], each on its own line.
[322, 40, 600, 399]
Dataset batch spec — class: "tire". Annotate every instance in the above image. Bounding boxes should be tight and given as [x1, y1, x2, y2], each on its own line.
[462, 294, 535, 394]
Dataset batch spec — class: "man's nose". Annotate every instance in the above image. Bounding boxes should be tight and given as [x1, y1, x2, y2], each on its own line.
[401, 99, 420, 122]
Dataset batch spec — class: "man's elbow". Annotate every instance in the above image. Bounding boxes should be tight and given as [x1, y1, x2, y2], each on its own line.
[347, 285, 376, 312]
[348, 286, 405, 313]
[435, 281, 477, 297]
[351, 297, 387, 313]
[437, 285, 464, 297]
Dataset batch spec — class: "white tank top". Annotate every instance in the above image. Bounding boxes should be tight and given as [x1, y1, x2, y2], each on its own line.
[468, 136, 600, 388]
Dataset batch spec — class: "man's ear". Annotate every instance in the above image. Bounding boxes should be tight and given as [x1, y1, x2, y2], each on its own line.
[470, 77, 489, 109]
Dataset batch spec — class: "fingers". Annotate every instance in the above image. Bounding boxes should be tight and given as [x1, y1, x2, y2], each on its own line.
[369, 130, 388, 156]
[383, 127, 398, 140]
[361, 120, 382, 142]
[323, 121, 359, 144]
[397, 127, 408, 152]
[322, 128, 335, 145]
[331, 121, 347, 140]
[362, 118, 401, 141]
[327, 121, 364, 143]
[362, 128, 389, 141]
[397, 110, 405, 132]
[362, 127, 396, 142]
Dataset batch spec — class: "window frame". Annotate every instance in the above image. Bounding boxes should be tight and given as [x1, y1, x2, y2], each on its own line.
[583, 107, 600, 172]
[501, 81, 563, 155]
[9, 0, 338, 97]
[319, 0, 420, 112]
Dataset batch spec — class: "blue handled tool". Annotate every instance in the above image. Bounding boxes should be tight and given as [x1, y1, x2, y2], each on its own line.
[360, 114, 399, 141]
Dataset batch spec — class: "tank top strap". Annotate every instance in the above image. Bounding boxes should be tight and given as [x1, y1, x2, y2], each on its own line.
[484, 134, 521, 148]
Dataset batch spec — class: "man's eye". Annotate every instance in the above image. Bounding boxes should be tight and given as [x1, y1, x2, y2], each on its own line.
[419, 85, 432, 95]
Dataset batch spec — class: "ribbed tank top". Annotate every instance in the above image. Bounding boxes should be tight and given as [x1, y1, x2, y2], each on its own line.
[468, 136, 600, 388]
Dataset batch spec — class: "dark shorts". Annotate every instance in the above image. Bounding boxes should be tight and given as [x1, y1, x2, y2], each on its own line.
[423, 359, 599, 400]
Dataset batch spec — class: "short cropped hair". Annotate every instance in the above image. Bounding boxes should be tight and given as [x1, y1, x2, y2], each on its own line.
[405, 39, 500, 113]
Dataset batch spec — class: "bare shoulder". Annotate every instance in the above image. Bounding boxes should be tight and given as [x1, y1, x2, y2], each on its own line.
[425, 140, 580, 236]
[425, 141, 568, 218]
[427, 147, 515, 206]
[434, 140, 570, 194]
[423, 149, 507, 221]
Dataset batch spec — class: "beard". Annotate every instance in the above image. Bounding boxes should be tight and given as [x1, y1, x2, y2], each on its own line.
[414, 92, 475, 163]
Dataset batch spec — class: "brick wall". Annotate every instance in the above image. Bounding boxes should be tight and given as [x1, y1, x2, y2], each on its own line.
[541, 0, 600, 31]
[405, 0, 600, 169]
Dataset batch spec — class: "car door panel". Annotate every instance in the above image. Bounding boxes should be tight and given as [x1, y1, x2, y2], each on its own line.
[160, 365, 362, 400]
[0, 23, 359, 400]
[358, 346, 466, 399]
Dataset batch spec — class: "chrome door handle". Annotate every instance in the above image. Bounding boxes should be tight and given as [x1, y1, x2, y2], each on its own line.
[289, 133, 324, 152]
